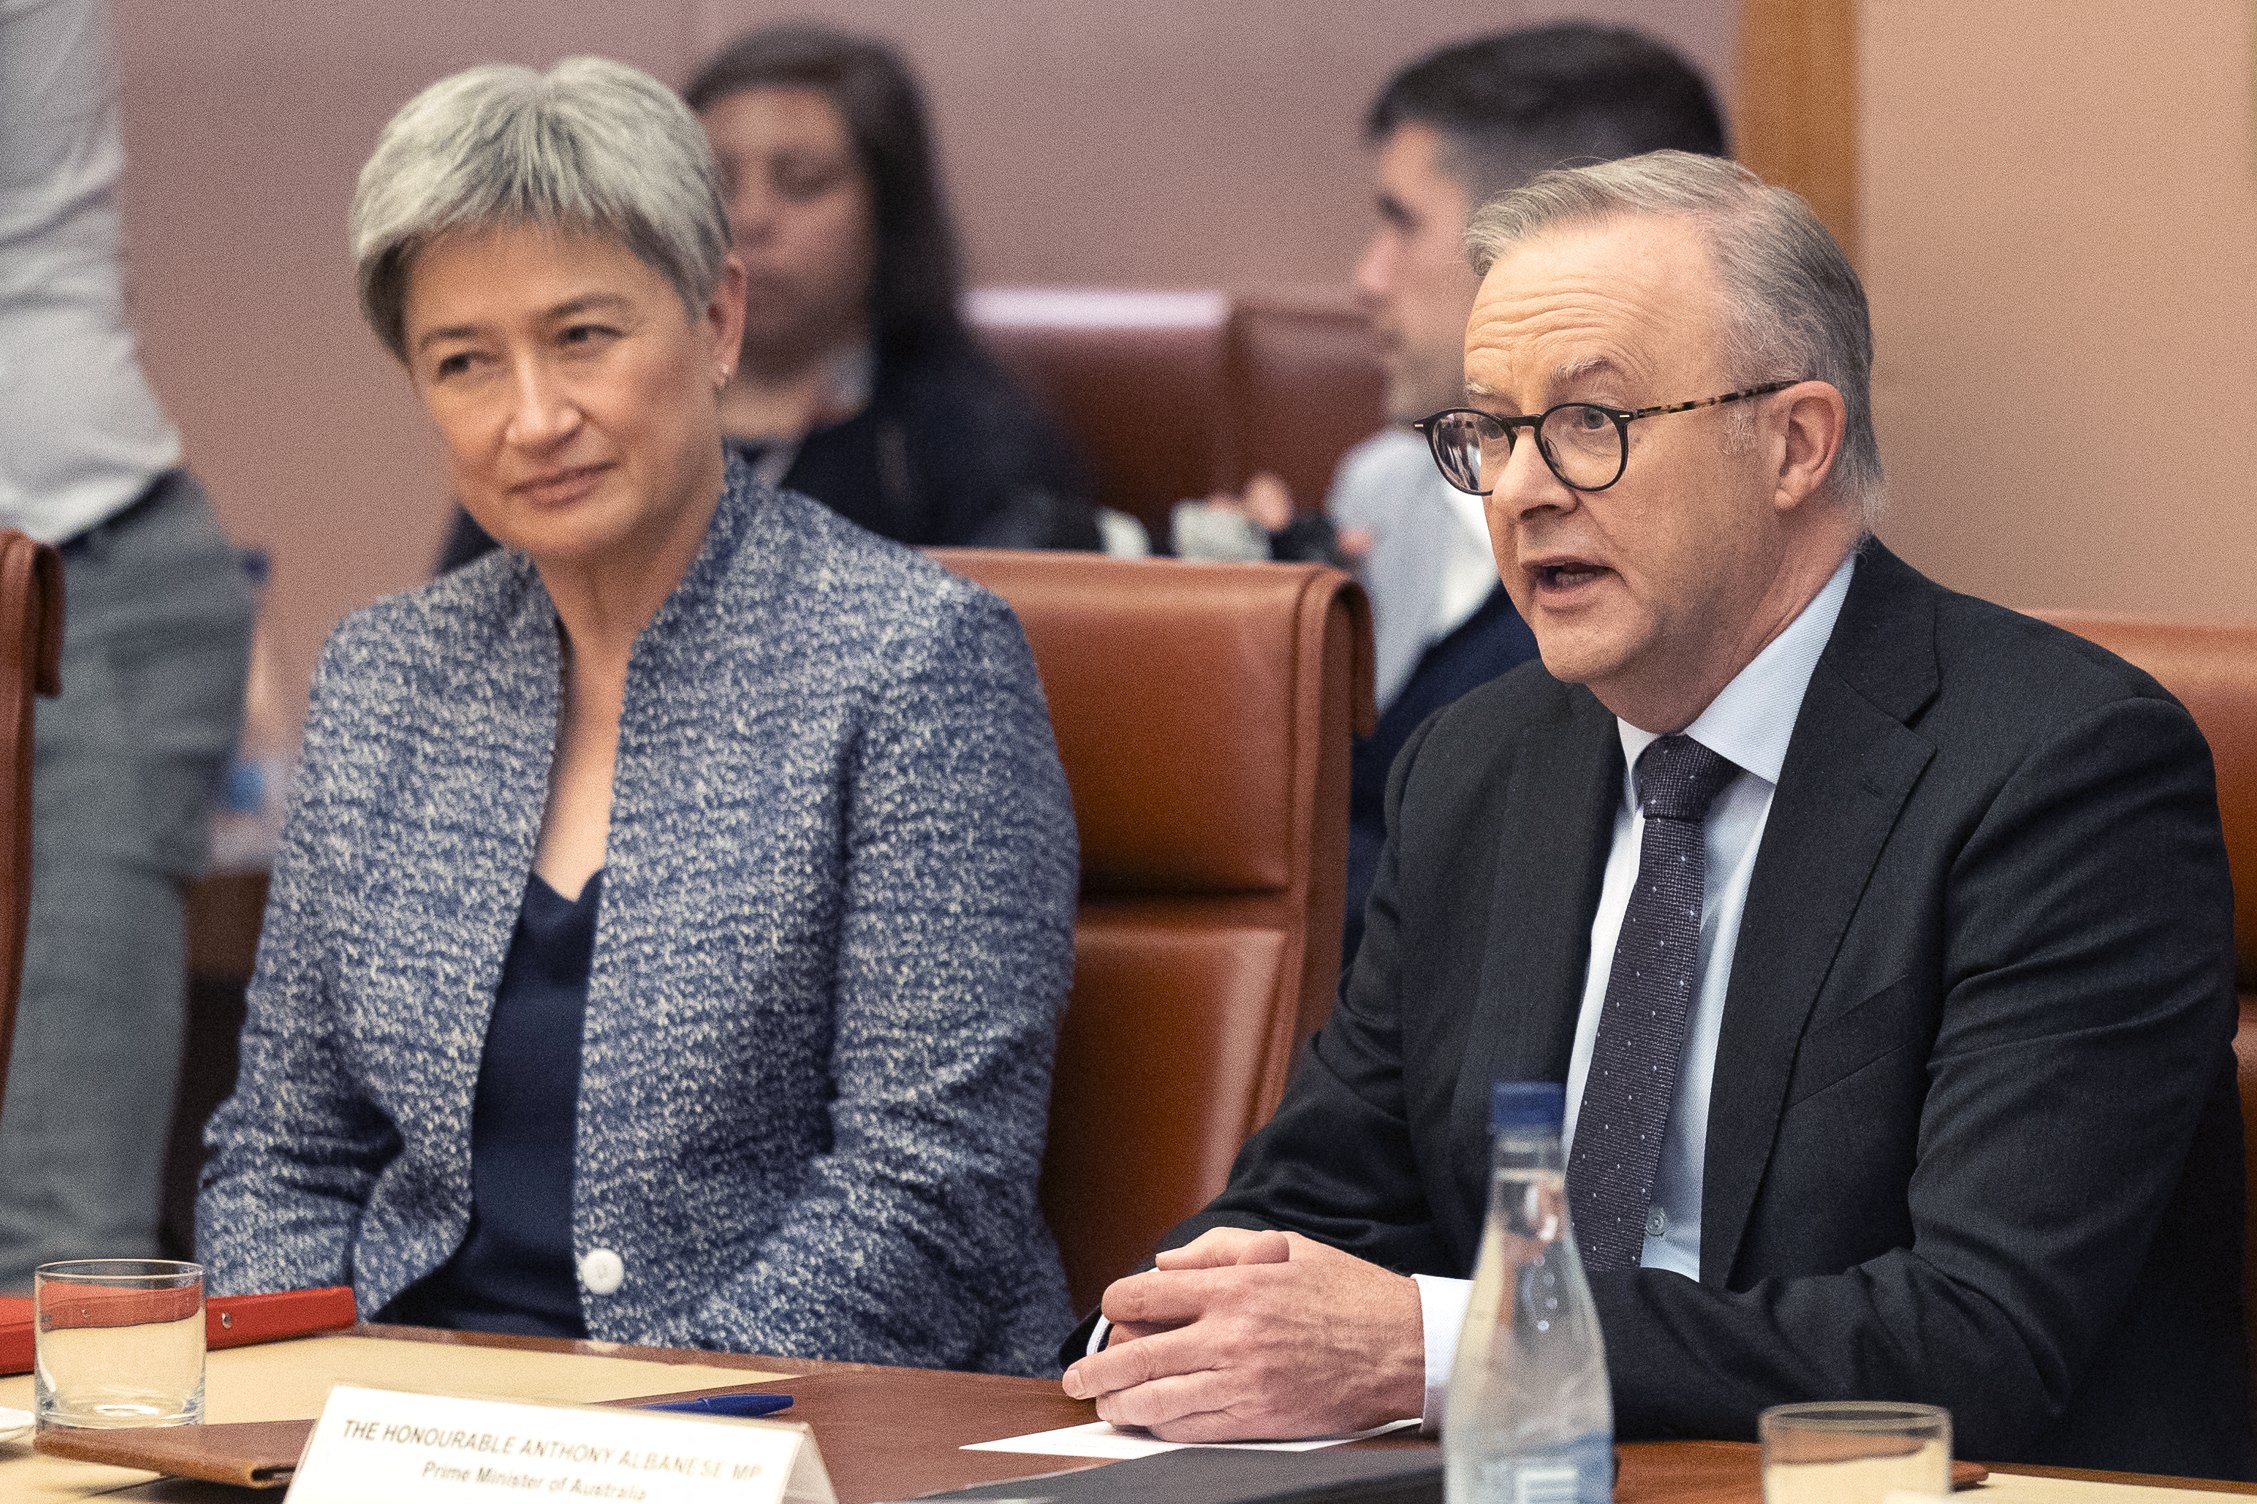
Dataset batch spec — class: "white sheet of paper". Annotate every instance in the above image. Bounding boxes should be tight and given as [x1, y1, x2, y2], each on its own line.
[963, 1417, 1420, 1458]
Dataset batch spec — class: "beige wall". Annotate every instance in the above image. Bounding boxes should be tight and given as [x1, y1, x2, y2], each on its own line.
[113, 0, 1733, 735]
[1860, 0, 2257, 620]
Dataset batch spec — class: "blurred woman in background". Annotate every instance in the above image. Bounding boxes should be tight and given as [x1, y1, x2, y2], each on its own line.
[442, 24, 1096, 570]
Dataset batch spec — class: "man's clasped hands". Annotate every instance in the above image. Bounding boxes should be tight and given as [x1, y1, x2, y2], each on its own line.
[1060, 1227, 1426, 1441]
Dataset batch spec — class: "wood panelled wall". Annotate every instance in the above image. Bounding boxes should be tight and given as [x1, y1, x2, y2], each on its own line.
[1857, 0, 2257, 623]
[1737, 0, 1858, 259]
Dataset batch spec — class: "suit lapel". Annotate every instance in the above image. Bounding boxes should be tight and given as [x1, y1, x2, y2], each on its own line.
[1450, 686, 1622, 1209]
[1700, 544, 1941, 1284]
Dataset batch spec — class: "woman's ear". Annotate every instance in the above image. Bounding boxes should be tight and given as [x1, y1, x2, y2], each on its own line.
[707, 254, 748, 379]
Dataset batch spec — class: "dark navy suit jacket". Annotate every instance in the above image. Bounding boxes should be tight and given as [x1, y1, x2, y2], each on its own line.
[1170, 544, 2252, 1478]
[1345, 585, 1538, 969]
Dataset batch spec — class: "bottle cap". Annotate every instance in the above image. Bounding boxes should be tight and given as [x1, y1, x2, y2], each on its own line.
[1491, 1081, 1565, 1132]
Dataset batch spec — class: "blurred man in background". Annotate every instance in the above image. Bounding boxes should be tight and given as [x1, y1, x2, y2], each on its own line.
[1204, 26, 1726, 964]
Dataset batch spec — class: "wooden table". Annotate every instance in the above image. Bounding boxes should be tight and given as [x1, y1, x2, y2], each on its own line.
[8, 1323, 2257, 1502]
[389, 1329, 2257, 1504]
[385, 1323, 1127, 1501]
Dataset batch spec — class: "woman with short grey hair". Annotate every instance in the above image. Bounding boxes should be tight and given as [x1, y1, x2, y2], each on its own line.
[351, 57, 731, 363]
[197, 57, 1080, 1376]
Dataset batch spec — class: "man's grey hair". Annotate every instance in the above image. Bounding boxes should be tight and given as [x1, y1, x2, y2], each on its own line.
[351, 57, 730, 363]
[1465, 150, 1883, 526]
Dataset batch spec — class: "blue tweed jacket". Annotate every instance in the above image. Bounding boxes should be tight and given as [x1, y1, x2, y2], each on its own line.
[198, 455, 1079, 1375]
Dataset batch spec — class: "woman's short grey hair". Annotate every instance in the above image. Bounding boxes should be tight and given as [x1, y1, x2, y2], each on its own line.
[351, 57, 730, 362]
[1465, 150, 1884, 526]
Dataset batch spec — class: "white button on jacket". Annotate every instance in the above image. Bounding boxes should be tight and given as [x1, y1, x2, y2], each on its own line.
[579, 1247, 625, 1295]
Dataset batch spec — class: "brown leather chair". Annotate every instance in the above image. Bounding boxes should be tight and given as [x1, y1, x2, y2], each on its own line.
[2031, 611, 2257, 1416]
[0, 531, 65, 1125]
[969, 289, 1231, 543]
[969, 287, 1388, 547]
[1221, 292, 1386, 517]
[934, 549, 1375, 1311]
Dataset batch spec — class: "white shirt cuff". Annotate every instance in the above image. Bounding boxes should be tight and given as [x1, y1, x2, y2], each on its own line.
[1413, 1273, 1472, 1435]
[1084, 1314, 1112, 1358]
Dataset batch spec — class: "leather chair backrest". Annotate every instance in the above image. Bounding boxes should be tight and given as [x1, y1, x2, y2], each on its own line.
[1222, 294, 1386, 517]
[969, 288, 1389, 547]
[0, 531, 64, 1125]
[2031, 610, 2257, 1419]
[2031, 613, 2257, 991]
[934, 549, 1374, 1311]
[968, 289, 1230, 542]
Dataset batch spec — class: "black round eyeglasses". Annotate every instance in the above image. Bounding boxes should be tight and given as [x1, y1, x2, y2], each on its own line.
[1412, 382, 1797, 496]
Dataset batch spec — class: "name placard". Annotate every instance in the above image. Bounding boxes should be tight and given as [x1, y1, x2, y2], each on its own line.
[287, 1384, 835, 1504]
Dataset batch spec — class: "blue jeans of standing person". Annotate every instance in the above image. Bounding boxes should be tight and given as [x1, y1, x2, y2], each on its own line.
[0, 470, 253, 1289]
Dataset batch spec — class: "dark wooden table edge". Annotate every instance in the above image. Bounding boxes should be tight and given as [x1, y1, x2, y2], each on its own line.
[350, 1321, 1087, 1390]
[334, 1331, 2257, 1498]
[354, 1320, 831, 1377]
[346, 1322, 1111, 1501]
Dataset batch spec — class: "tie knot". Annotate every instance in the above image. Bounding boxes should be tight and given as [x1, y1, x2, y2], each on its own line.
[1635, 734, 1738, 824]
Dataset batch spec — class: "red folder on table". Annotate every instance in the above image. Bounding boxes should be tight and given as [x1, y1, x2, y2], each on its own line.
[0, 1285, 355, 1374]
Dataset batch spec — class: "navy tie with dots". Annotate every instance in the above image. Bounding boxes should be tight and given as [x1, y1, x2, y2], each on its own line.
[1566, 733, 1740, 1272]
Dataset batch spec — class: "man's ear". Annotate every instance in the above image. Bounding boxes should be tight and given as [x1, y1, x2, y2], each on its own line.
[1773, 380, 1847, 511]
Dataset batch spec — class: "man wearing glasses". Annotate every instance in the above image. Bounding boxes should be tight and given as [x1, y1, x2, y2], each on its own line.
[1062, 151, 2250, 1479]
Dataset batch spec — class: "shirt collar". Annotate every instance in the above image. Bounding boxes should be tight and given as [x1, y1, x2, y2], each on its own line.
[1616, 550, 1858, 806]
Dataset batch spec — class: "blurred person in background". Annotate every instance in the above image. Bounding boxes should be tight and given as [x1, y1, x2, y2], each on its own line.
[0, 0, 253, 1289]
[440, 23, 1099, 571]
[203, 57, 1077, 1372]
[1193, 26, 1726, 967]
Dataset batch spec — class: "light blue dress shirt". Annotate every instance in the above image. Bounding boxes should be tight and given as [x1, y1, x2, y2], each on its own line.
[1414, 551, 1857, 1427]
[1328, 430, 1499, 712]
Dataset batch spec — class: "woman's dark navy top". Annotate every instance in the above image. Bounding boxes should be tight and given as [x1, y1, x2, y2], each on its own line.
[378, 870, 600, 1339]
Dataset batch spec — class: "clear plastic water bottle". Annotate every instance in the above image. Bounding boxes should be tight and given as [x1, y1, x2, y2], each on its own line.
[1445, 1081, 1613, 1504]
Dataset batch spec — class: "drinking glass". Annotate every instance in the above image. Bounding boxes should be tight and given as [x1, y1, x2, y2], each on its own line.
[1760, 1401, 1951, 1504]
[33, 1258, 205, 1429]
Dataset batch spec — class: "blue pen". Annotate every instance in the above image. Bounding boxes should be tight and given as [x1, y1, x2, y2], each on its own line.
[643, 1393, 794, 1419]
